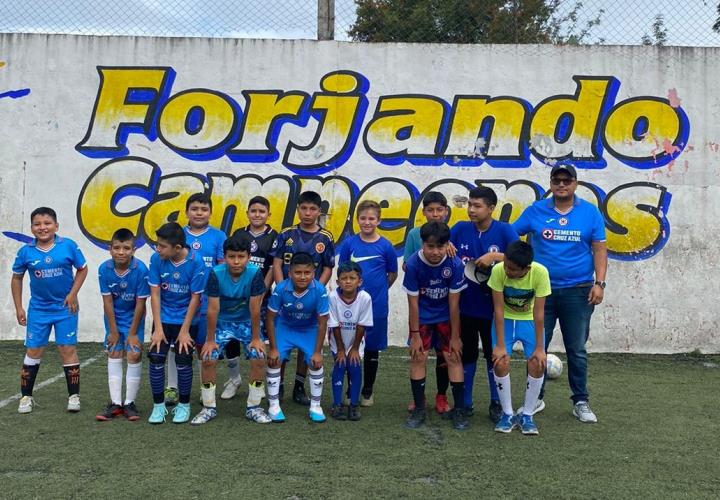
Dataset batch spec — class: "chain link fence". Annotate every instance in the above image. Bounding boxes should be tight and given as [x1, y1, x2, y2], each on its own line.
[0, 0, 718, 47]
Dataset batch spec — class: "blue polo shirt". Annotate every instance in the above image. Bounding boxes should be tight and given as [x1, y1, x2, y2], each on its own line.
[512, 197, 606, 288]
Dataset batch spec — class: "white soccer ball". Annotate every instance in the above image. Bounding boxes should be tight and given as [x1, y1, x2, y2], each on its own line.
[546, 353, 563, 379]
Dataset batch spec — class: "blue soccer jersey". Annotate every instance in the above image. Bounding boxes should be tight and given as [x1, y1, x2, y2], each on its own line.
[512, 197, 606, 288]
[98, 257, 150, 332]
[339, 235, 398, 318]
[148, 250, 206, 325]
[402, 251, 467, 324]
[206, 262, 266, 323]
[270, 225, 335, 280]
[12, 236, 87, 313]
[268, 279, 330, 330]
[184, 225, 227, 313]
[450, 220, 519, 319]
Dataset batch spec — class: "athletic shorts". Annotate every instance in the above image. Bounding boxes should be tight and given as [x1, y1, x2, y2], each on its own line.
[148, 323, 199, 357]
[275, 323, 319, 364]
[460, 314, 493, 364]
[25, 308, 78, 348]
[491, 319, 544, 358]
[104, 321, 146, 353]
[212, 320, 264, 360]
[408, 322, 452, 353]
[364, 316, 388, 352]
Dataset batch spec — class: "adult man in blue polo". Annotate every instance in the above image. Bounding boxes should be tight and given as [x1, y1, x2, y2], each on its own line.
[512, 164, 607, 423]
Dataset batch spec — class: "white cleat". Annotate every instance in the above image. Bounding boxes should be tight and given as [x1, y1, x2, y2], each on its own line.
[67, 394, 81, 412]
[220, 377, 242, 400]
[18, 395, 35, 414]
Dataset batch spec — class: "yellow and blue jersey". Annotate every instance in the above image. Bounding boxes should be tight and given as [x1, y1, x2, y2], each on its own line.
[270, 225, 335, 280]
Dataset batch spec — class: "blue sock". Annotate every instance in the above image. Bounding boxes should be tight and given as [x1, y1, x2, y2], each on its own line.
[332, 361, 347, 407]
[177, 364, 193, 404]
[348, 361, 362, 406]
[463, 362, 477, 408]
[149, 362, 165, 404]
[486, 358, 499, 401]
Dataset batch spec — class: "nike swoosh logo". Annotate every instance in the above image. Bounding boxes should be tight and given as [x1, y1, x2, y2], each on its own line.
[351, 252, 380, 263]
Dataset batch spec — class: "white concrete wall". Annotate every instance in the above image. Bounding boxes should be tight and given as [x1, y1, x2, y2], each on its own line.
[0, 34, 716, 353]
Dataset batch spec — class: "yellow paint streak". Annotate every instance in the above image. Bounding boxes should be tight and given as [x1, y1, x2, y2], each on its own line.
[605, 199, 662, 254]
[159, 91, 236, 148]
[604, 100, 680, 146]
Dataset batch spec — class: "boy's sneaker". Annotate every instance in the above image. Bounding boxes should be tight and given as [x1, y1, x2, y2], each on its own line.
[519, 414, 539, 435]
[331, 405, 347, 421]
[405, 408, 426, 429]
[164, 387, 179, 406]
[18, 395, 35, 414]
[465, 405, 475, 417]
[517, 399, 545, 416]
[220, 376, 242, 400]
[245, 406, 271, 424]
[308, 406, 326, 423]
[96, 403, 123, 421]
[293, 385, 311, 406]
[67, 394, 81, 412]
[124, 402, 140, 421]
[348, 405, 361, 421]
[360, 394, 374, 407]
[494, 413, 517, 433]
[190, 407, 217, 425]
[148, 403, 168, 424]
[452, 408, 470, 431]
[435, 394, 450, 414]
[488, 400, 503, 423]
[573, 401, 598, 423]
[268, 406, 286, 423]
[172, 402, 191, 424]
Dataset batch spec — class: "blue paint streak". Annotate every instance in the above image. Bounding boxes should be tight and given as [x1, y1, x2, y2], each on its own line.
[0, 88, 31, 99]
[2, 231, 33, 243]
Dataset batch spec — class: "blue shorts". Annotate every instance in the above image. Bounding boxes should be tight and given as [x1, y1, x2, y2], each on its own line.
[491, 319, 543, 358]
[26, 308, 78, 348]
[275, 323, 319, 364]
[103, 320, 146, 353]
[214, 320, 262, 360]
[364, 316, 388, 351]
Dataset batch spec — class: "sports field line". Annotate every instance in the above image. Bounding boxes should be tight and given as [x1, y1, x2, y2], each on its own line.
[0, 354, 102, 409]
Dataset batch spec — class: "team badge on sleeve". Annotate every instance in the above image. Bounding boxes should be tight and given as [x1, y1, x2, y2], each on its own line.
[315, 242, 326, 254]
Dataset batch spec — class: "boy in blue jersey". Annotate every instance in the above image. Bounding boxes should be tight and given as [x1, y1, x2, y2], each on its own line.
[403, 222, 468, 430]
[266, 252, 330, 423]
[488, 241, 551, 435]
[338, 200, 397, 407]
[191, 236, 271, 425]
[450, 186, 518, 423]
[147, 222, 206, 424]
[12, 207, 88, 414]
[165, 193, 227, 405]
[95, 229, 150, 422]
[270, 191, 335, 406]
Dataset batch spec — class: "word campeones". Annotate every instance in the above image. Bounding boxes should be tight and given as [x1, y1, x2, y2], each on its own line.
[76, 69, 689, 173]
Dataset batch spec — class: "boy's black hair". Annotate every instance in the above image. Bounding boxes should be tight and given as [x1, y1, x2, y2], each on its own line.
[468, 186, 498, 207]
[111, 228, 135, 243]
[505, 240, 534, 268]
[297, 191, 322, 208]
[223, 234, 251, 255]
[337, 260, 362, 277]
[289, 252, 315, 268]
[30, 207, 57, 223]
[248, 195, 270, 210]
[156, 222, 186, 247]
[422, 191, 447, 208]
[185, 192, 212, 211]
[420, 221, 451, 245]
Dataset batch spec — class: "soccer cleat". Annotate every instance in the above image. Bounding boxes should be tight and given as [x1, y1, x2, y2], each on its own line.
[95, 403, 123, 421]
[172, 403, 191, 424]
[67, 394, 81, 412]
[573, 401, 598, 423]
[292, 385, 311, 406]
[407, 395, 425, 413]
[164, 387, 179, 406]
[360, 394, 374, 407]
[519, 414, 539, 435]
[148, 403, 168, 424]
[268, 406, 286, 423]
[124, 402, 140, 421]
[452, 408, 470, 431]
[405, 408, 426, 429]
[245, 406, 271, 424]
[331, 405, 347, 421]
[220, 376, 242, 400]
[489, 400, 503, 423]
[18, 395, 35, 414]
[348, 405, 361, 421]
[494, 413, 517, 433]
[517, 399, 546, 416]
[308, 407, 327, 423]
[435, 394, 450, 414]
[190, 407, 217, 425]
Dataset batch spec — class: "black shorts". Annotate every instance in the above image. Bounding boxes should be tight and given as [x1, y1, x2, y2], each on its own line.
[150, 323, 199, 356]
[460, 315, 492, 364]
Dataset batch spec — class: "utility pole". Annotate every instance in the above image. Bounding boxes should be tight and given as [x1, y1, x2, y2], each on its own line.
[317, 0, 335, 40]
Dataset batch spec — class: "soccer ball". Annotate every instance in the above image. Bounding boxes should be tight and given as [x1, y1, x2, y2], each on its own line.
[546, 354, 563, 379]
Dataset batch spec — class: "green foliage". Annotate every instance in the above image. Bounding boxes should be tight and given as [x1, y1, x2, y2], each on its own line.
[642, 14, 668, 46]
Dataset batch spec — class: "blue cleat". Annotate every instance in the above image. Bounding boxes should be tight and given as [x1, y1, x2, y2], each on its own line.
[268, 406, 286, 423]
[519, 414, 539, 435]
[172, 403, 191, 424]
[148, 403, 168, 424]
[308, 407, 326, 423]
[494, 413, 517, 434]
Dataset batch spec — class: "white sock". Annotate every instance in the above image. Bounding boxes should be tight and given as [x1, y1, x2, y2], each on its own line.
[24, 354, 41, 366]
[308, 367, 324, 410]
[523, 374, 544, 416]
[167, 349, 178, 388]
[266, 367, 281, 409]
[227, 357, 240, 381]
[124, 362, 142, 405]
[495, 373, 513, 416]
[201, 383, 216, 408]
[247, 380, 264, 407]
[107, 358, 123, 405]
